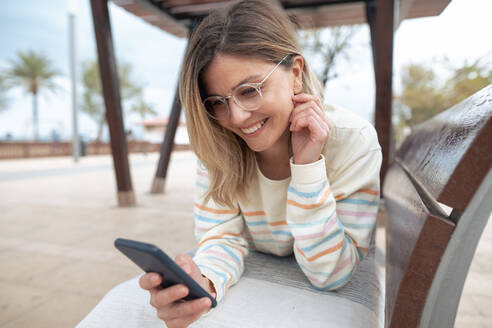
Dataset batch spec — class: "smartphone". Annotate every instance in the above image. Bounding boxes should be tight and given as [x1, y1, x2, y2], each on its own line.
[114, 238, 217, 308]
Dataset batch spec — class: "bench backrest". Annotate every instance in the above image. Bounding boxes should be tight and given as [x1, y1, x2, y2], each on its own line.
[383, 85, 492, 327]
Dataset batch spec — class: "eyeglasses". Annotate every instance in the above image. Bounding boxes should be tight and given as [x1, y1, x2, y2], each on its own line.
[202, 55, 289, 121]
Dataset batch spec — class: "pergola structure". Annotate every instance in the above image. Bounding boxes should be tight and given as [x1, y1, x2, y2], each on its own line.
[90, 0, 451, 206]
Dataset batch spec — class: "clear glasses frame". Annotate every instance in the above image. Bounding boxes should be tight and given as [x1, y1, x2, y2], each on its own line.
[202, 55, 289, 121]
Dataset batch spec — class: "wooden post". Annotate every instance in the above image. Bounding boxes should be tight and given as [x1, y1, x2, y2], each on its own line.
[151, 85, 182, 193]
[90, 0, 136, 206]
[150, 21, 200, 194]
[367, 0, 395, 189]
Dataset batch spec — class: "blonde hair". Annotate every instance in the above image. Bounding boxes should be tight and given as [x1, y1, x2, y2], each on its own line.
[179, 0, 323, 208]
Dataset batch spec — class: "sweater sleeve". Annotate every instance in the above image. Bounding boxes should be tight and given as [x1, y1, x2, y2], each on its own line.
[286, 126, 382, 290]
[192, 161, 249, 302]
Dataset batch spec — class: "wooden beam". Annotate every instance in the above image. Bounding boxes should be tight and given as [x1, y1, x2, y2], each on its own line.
[151, 22, 201, 194]
[367, 0, 395, 189]
[90, 0, 136, 206]
[151, 84, 182, 193]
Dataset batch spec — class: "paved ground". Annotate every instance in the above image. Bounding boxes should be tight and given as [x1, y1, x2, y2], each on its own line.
[0, 152, 490, 327]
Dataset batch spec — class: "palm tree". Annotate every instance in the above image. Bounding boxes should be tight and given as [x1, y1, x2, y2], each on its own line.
[81, 60, 142, 141]
[130, 97, 157, 121]
[0, 74, 10, 112]
[6, 50, 61, 140]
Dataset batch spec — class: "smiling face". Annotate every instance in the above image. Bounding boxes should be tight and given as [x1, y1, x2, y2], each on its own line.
[201, 54, 303, 155]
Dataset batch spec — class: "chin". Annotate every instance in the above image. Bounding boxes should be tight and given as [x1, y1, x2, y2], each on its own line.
[244, 140, 270, 153]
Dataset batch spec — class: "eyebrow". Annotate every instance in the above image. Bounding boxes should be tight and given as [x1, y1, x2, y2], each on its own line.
[207, 74, 263, 97]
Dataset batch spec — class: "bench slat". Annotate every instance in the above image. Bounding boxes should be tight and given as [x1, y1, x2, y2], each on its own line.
[384, 84, 492, 327]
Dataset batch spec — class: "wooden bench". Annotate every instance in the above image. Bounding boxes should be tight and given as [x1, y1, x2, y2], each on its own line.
[383, 84, 492, 327]
[77, 85, 492, 328]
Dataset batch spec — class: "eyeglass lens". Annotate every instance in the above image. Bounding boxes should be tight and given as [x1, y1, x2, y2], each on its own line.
[204, 84, 262, 120]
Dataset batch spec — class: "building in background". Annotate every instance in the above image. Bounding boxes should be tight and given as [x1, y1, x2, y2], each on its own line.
[136, 117, 188, 144]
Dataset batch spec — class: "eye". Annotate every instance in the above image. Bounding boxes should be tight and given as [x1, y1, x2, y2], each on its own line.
[239, 87, 258, 98]
[211, 99, 223, 106]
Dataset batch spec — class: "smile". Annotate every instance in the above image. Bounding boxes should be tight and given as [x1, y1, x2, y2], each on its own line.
[240, 118, 268, 135]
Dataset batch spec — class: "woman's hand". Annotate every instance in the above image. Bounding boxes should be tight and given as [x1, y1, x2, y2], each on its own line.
[289, 93, 331, 165]
[139, 254, 216, 328]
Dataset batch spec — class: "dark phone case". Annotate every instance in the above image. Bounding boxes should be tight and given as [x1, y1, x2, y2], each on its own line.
[114, 238, 217, 308]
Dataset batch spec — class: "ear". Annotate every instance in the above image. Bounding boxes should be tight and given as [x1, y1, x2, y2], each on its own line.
[291, 55, 304, 94]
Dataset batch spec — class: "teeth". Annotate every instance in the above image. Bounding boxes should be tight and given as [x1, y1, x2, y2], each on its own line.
[241, 119, 267, 134]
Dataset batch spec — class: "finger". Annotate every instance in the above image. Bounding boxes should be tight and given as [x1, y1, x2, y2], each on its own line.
[292, 115, 327, 141]
[292, 95, 325, 122]
[291, 100, 323, 121]
[139, 273, 162, 290]
[174, 304, 212, 328]
[292, 93, 323, 109]
[290, 106, 326, 133]
[151, 284, 189, 308]
[159, 297, 212, 321]
[291, 102, 330, 133]
[175, 254, 192, 275]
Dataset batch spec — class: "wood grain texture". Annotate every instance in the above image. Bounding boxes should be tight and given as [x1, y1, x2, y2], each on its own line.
[112, 0, 451, 37]
[384, 164, 454, 327]
[396, 85, 492, 213]
[90, 0, 136, 206]
[384, 85, 492, 327]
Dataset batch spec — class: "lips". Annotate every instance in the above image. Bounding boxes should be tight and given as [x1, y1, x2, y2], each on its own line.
[240, 118, 268, 134]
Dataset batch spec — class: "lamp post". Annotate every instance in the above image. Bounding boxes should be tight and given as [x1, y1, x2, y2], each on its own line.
[68, 0, 79, 162]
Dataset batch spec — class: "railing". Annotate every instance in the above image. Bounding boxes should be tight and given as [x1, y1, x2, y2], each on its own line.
[0, 141, 190, 159]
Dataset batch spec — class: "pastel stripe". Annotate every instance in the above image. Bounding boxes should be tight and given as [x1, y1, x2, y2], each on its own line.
[288, 213, 334, 228]
[336, 210, 377, 217]
[254, 238, 293, 244]
[299, 228, 343, 252]
[245, 220, 287, 227]
[294, 214, 338, 240]
[269, 220, 287, 226]
[243, 211, 266, 216]
[338, 198, 379, 206]
[335, 189, 380, 201]
[358, 189, 379, 195]
[314, 270, 353, 290]
[197, 170, 208, 178]
[298, 237, 350, 277]
[196, 182, 208, 189]
[200, 249, 237, 266]
[251, 229, 292, 237]
[272, 230, 293, 237]
[343, 222, 375, 229]
[246, 221, 268, 226]
[302, 255, 352, 286]
[288, 181, 327, 198]
[202, 244, 242, 265]
[287, 187, 332, 209]
[297, 239, 344, 262]
[199, 232, 242, 246]
[200, 252, 239, 276]
[194, 214, 228, 224]
[195, 203, 239, 215]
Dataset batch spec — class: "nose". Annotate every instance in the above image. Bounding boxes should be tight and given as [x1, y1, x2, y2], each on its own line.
[227, 98, 252, 126]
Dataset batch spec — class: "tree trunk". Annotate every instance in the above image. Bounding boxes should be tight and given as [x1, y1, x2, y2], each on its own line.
[32, 92, 39, 141]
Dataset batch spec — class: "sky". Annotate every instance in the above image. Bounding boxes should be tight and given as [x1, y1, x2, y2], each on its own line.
[0, 0, 491, 141]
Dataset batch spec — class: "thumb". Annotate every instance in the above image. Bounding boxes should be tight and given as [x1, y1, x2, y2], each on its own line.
[175, 254, 193, 275]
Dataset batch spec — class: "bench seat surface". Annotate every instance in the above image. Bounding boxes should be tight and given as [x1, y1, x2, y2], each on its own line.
[77, 233, 383, 328]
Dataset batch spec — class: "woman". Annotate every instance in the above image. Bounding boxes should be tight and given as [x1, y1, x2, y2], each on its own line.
[138, 0, 382, 327]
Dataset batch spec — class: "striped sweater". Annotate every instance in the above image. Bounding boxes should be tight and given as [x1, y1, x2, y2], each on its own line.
[193, 105, 382, 303]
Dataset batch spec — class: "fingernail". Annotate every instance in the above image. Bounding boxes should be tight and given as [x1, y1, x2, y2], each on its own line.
[202, 298, 211, 306]
[151, 274, 160, 283]
[182, 264, 191, 274]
